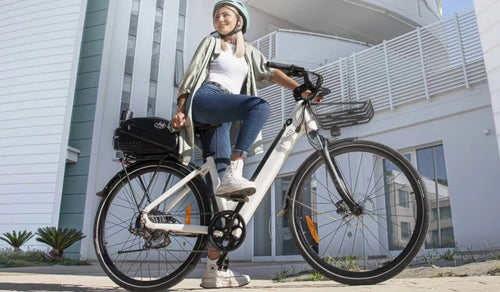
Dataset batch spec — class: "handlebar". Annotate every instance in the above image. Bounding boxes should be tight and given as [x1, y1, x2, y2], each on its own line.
[266, 61, 330, 101]
[267, 61, 307, 77]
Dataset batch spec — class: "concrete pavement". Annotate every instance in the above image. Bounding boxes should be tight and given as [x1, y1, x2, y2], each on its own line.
[1, 261, 500, 291]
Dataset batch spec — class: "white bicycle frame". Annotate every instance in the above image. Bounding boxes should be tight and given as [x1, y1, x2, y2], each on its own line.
[141, 100, 319, 235]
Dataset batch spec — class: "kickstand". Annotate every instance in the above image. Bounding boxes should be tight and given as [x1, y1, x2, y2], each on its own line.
[216, 252, 229, 271]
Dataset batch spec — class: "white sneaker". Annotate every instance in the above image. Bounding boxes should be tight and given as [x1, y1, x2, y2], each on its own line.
[215, 160, 256, 197]
[200, 258, 251, 289]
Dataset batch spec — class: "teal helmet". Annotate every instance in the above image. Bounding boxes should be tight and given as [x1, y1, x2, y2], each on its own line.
[213, 0, 250, 34]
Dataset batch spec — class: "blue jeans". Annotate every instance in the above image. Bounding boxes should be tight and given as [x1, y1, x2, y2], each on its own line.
[192, 84, 270, 174]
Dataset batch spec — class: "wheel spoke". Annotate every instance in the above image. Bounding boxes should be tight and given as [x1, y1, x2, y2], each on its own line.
[95, 162, 209, 290]
[290, 141, 428, 285]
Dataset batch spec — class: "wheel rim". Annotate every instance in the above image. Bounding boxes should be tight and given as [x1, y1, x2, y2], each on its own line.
[95, 164, 208, 289]
[291, 143, 426, 281]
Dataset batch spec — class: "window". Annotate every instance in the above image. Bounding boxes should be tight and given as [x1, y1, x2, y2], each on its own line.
[432, 206, 452, 221]
[174, 0, 186, 87]
[253, 187, 272, 257]
[274, 175, 299, 256]
[401, 222, 411, 239]
[252, 174, 299, 258]
[383, 145, 454, 250]
[120, 0, 141, 112]
[172, 0, 187, 114]
[398, 189, 409, 208]
[147, 0, 165, 116]
[417, 144, 455, 248]
[383, 158, 417, 250]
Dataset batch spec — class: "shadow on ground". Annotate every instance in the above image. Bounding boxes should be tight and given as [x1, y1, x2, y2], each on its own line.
[0, 283, 121, 291]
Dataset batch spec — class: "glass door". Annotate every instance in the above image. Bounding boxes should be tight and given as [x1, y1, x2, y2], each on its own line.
[253, 175, 300, 260]
[274, 176, 299, 256]
[253, 188, 272, 258]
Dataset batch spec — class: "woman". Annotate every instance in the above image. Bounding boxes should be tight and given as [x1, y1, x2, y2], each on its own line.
[171, 0, 310, 288]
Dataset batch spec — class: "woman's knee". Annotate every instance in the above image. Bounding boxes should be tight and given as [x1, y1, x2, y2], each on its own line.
[254, 99, 270, 118]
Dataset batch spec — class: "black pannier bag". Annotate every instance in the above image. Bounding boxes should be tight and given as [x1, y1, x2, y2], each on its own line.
[113, 116, 178, 157]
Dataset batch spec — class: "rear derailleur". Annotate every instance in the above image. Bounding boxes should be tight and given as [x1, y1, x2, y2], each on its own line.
[129, 210, 179, 249]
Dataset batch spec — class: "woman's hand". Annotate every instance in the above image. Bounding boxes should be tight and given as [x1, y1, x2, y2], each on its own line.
[271, 70, 326, 102]
[171, 112, 186, 128]
[172, 94, 188, 128]
[302, 90, 326, 103]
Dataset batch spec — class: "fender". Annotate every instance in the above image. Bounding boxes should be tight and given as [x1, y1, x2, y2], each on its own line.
[277, 137, 358, 217]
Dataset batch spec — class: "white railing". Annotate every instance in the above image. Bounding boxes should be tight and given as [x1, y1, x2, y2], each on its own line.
[252, 31, 277, 61]
[257, 10, 487, 141]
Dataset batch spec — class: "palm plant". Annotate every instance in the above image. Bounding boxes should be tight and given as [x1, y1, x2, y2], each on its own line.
[0, 230, 34, 252]
[35, 227, 85, 261]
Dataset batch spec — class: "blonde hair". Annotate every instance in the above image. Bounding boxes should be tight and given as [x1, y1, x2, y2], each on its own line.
[215, 5, 246, 58]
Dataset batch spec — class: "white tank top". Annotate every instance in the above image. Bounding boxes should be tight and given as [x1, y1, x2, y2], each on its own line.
[207, 43, 248, 94]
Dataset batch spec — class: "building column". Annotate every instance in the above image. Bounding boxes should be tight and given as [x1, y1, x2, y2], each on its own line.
[474, 0, 500, 155]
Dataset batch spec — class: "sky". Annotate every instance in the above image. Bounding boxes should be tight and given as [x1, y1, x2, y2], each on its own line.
[441, 0, 474, 18]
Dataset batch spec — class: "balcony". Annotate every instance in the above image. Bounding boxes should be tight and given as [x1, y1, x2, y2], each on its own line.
[256, 10, 487, 141]
[252, 29, 370, 70]
[248, 0, 441, 44]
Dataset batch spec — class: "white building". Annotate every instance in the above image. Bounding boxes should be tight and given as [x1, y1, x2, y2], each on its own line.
[0, 0, 499, 262]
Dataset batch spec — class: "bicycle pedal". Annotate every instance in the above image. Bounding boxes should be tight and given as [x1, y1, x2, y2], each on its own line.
[218, 194, 248, 202]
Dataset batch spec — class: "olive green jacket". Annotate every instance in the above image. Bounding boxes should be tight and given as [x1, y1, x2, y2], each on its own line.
[177, 35, 275, 165]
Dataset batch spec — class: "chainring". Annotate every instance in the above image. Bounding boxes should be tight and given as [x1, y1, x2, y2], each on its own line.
[207, 211, 246, 252]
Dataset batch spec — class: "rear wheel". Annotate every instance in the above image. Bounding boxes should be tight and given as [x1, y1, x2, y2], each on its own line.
[94, 160, 211, 291]
[288, 140, 428, 285]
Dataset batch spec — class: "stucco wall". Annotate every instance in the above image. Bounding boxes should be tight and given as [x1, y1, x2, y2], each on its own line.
[474, 0, 500, 156]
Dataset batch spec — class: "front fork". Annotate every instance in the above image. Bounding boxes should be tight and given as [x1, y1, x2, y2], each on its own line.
[308, 130, 362, 216]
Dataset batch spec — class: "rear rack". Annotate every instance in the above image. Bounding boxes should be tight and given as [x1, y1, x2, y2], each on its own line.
[313, 100, 374, 131]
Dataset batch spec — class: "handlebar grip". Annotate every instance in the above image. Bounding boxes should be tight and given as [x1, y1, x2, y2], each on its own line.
[266, 61, 305, 76]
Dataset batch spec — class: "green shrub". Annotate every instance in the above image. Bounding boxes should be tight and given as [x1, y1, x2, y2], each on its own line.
[0, 230, 34, 252]
[0, 249, 46, 268]
[308, 271, 325, 281]
[35, 227, 85, 261]
[0, 249, 90, 268]
[272, 269, 290, 282]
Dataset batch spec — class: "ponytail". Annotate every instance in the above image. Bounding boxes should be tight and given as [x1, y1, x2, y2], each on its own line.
[234, 31, 245, 58]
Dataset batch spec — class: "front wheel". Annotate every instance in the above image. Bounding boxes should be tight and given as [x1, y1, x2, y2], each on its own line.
[288, 140, 429, 285]
[94, 160, 211, 291]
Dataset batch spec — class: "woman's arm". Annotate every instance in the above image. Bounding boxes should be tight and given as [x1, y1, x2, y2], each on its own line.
[270, 69, 299, 90]
[271, 69, 312, 98]
[177, 36, 214, 97]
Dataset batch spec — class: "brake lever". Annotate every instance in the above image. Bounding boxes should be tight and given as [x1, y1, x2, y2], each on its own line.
[309, 87, 331, 104]
[318, 87, 331, 96]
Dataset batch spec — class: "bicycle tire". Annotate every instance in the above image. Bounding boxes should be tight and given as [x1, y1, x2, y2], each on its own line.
[94, 159, 211, 291]
[288, 140, 429, 285]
